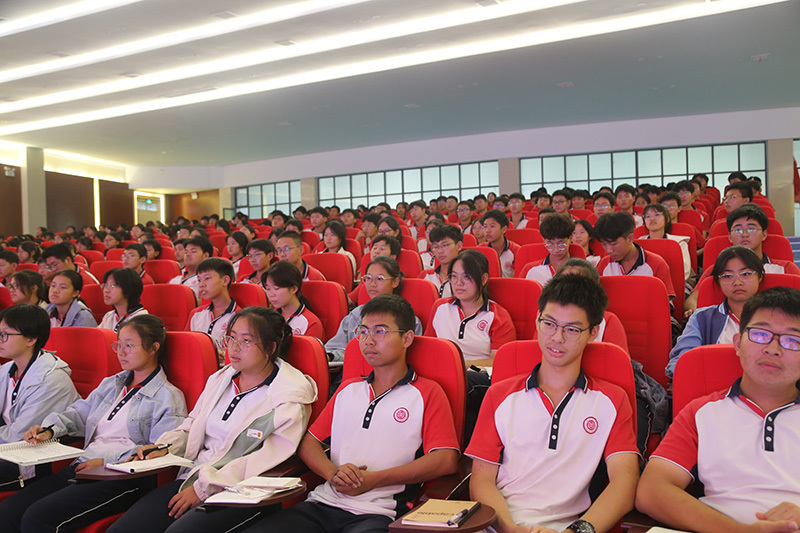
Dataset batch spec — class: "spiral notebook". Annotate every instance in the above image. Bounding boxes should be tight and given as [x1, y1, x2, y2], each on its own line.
[0, 438, 84, 466]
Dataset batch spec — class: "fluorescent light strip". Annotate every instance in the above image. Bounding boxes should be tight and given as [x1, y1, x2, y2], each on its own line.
[45, 148, 126, 168]
[0, 0, 787, 136]
[0, 0, 373, 84]
[0, 0, 587, 115]
[0, 0, 144, 38]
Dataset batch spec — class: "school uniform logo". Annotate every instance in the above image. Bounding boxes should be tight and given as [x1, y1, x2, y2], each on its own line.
[583, 417, 598, 434]
[393, 407, 409, 423]
[477, 320, 488, 331]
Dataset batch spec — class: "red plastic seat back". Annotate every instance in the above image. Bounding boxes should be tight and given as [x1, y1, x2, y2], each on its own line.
[343, 336, 467, 446]
[303, 280, 348, 342]
[17, 263, 39, 272]
[514, 243, 586, 277]
[357, 278, 438, 326]
[677, 209, 704, 231]
[397, 250, 423, 278]
[78, 250, 105, 265]
[301, 231, 320, 249]
[164, 331, 218, 411]
[141, 284, 197, 332]
[229, 282, 268, 308]
[0, 287, 12, 310]
[696, 272, 800, 308]
[209, 235, 227, 256]
[45, 327, 119, 398]
[505, 229, 543, 246]
[105, 249, 124, 261]
[462, 246, 501, 278]
[89, 260, 123, 282]
[158, 247, 177, 261]
[284, 335, 330, 423]
[569, 209, 593, 220]
[672, 345, 741, 419]
[80, 284, 112, 324]
[636, 239, 685, 320]
[487, 278, 542, 340]
[401, 235, 417, 251]
[302, 253, 354, 292]
[704, 235, 794, 267]
[142, 260, 181, 284]
[461, 234, 477, 247]
[600, 276, 671, 388]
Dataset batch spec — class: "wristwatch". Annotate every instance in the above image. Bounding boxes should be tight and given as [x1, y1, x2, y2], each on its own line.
[566, 519, 596, 533]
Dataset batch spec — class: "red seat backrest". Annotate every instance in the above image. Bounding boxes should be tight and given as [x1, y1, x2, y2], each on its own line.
[229, 282, 268, 308]
[301, 231, 320, 249]
[696, 272, 800, 308]
[45, 327, 119, 398]
[356, 278, 438, 327]
[505, 229, 543, 247]
[677, 209, 703, 231]
[359, 250, 422, 278]
[569, 209, 593, 220]
[284, 335, 330, 423]
[106, 249, 124, 261]
[17, 263, 39, 272]
[636, 239, 685, 320]
[164, 331, 218, 411]
[345, 228, 361, 240]
[401, 235, 417, 251]
[80, 284, 112, 324]
[342, 336, 467, 446]
[142, 259, 181, 284]
[236, 258, 255, 282]
[302, 253, 354, 292]
[462, 234, 477, 247]
[158, 246, 177, 261]
[600, 276, 671, 388]
[672, 344, 741, 420]
[141, 284, 197, 332]
[92, 242, 106, 252]
[487, 278, 542, 340]
[209, 235, 227, 256]
[89, 260, 123, 282]
[462, 246, 501, 278]
[0, 287, 12, 310]
[344, 239, 363, 266]
[514, 243, 586, 277]
[302, 280, 348, 342]
[78, 250, 105, 265]
[704, 235, 794, 267]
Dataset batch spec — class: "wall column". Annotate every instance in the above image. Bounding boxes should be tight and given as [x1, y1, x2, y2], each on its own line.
[766, 139, 794, 237]
[300, 177, 317, 209]
[218, 187, 233, 215]
[21, 147, 47, 234]
[498, 158, 520, 196]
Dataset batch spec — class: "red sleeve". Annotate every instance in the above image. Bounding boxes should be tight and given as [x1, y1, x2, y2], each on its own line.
[416, 378, 459, 454]
[489, 302, 517, 350]
[426, 299, 449, 336]
[602, 312, 629, 354]
[464, 378, 522, 463]
[185, 306, 201, 331]
[308, 378, 359, 443]
[592, 378, 639, 459]
[419, 269, 435, 279]
[304, 310, 325, 340]
[347, 286, 360, 305]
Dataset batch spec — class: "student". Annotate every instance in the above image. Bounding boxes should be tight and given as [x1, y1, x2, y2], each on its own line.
[667, 246, 764, 378]
[7, 271, 48, 308]
[637, 287, 800, 533]
[376, 216, 401, 240]
[0, 250, 19, 287]
[225, 231, 248, 279]
[417, 218, 443, 269]
[240, 238, 277, 289]
[121, 243, 155, 285]
[360, 213, 381, 255]
[634, 192, 650, 208]
[572, 190, 589, 210]
[407, 200, 428, 240]
[46, 270, 98, 327]
[238, 224, 256, 242]
[108, 308, 317, 533]
[308, 206, 329, 239]
[420, 225, 463, 298]
[468, 274, 640, 533]
[394, 201, 407, 220]
[722, 182, 753, 215]
[674, 179, 705, 223]
[169, 236, 212, 302]
[594, 212, 676, 299]
[264, 261, 324, 339]
[139, 239, 160, 261]
[0, 304, 80, 489]
[508, 193, 528, 229]
[639, 203, 692, 282]
[270, 211, 288, 230]
[471, 217, 487, 245]
[474, 194, 489, 217]
[573, 219, 601, 266]
[551, 189, 573, 216]
[284, 218, 305, 235]
[187, 258, 241, 360]
[427, 250, 516, 366]
[0, 315, 187, 532]
[456, 200, 476, 233]
[492, 196, 509, 211]
[103, 231, 123, 257]
[320, 220, 357, 276]
[525, 214, 576, 286]
[173, 238, 188, 269]
[293, 206, 308, 221]
[325, 256, 423, 363]
[535, 193, 552, 209]
[481, 209, 520, 278]
[241, 294, 459, 533]
[658, 191, 681, 225]
[615, 184, 644, 227]
[129, 223, 146, 241]
[16, 242, 41, 265]
[273, 231, 325, 281]
[41, 243, 99, 286]
[98, 268, 149, 333]
[592, 191, 615, 221]
[368, 235, 400, 262]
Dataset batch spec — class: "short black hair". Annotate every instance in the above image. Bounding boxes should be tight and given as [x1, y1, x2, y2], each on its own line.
[246, 238, 277, 256]
[594, 212, 635, 242]
[362, 212, 382, 225]
[378, 217, 401, 234]
[642, 203, 672, 233]
[673, 180, 695, 194]
[592, 191, 615, 206]
[293, 206, 308, 215]
[509, 192, 526, 202]
[493, 197, 509, 207]
[0, 304, 51, 355]
[409, 200, 427, 211]
[124, 243, 147, 259]
[323, 219, 346, 246]
[185, 236, 214, 257]
[12, 270, 47, 302]
[692, 173, 709, 184]
[552, 189, 572, 201]
[539, 214, 575, 240]
[473, 194, 487, 202]
[142, 239, 162, 256]
[555, 258, 600, 283]
[457, 200, 475, 210]
[309, 206, 328, 217]
[103, 268, 144, 311]
[728, 171, 747, 183]
[41, 243, 74, 262]
[371, 235, 401, 257]
[482, 209, 509, 228]
[614, 184, 637, 197]
[276, 230, 302, 248]
[197, 257, 235, 288]
[711, 246, 764, 284]
[538, 273, 608, 328]
[429, 224, 464, 244]
[740, 287, 800, 334]
[361, 294, 417, 334]
[726, 204, 769, 232]
[0, 250, 20, 264]
[724, 182, 754, 201]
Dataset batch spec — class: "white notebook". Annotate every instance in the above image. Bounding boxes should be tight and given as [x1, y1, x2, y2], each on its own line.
[0, 439, 84, 466]
[204, 476, 302, 505]
[105, 453, 194, 474]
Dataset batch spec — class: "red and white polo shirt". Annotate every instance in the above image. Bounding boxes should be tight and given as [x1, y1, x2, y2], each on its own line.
[525, 255, 557, 286]
[284, 303, 324, 339]
[419, 266, 453, 298]
[481, 238, 521, 278]
[426, 298, 516, 361]
[187, 299, 241, 349]
[596, 242, 676, 298]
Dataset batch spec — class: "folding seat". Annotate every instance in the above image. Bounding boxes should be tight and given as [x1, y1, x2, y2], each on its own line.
[105, 249, 124, 261]
[0, 287, 13, 310]
[695, 272, 800, 308]
[17, 263, 39, 272]
[229, 282, 268, 308]
[514, 243, 586, 277]
[142, 259, 181, 284]
[345, 238, 363, 265]
[703, 234, 794, 267]
[92, 242, 106, 252]
[284, 335, 330, 422]
[44, 327, 119, 398]
[302, 280, 348, 342]
[461, 246, 501, 278]
[345, 227, 361, 240]
[677, 209, 704, 232]
[80, 284, 112, 324]
[89, 260, 123, 282]
[487, 278, 542, 340]
[354, 278, 438, 327]
[461, 234, 478, 247]
[672, 344, 740, 419]
[569, 209, 593, 220]
[636, 239, 685, 320]
[505, 228, 543, 246]
[236, 257, 255, 282]
[140, 284, 197, 332]
[158, 246, 177, 261]
[163, 331, 219, 411]
[600, 276, 671, 388]
[301, 230, 320, 249]
[209, 235, 227, 255]
[401, 235, 417, 251]
[302, 253, 354, 292]
[78, 250, 105, 265]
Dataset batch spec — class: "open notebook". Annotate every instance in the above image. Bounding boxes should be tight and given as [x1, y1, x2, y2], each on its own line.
[204, 476, 303, 505]
[106, 453, 194, 474]
[0, 439, 84, 466]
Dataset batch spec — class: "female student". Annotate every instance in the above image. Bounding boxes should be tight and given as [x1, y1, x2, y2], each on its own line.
[264, 261, 324, 339]
[0, 304, 80, 489]
[16, 242, 40, 265]
[572, 219, 601, 266]
[639, 203, 692, 282]
[225, 231, 248, 279]
[7, 270, 48, 308]
[319, 220, 357, 276]
[427, 250, 516, 367]
[0, 315, 187, 532]
[107, 308, 317, 533]
[667, 246, 764, 378]
[45, 270, 98, 327]
[240, 239, 276, 290]
[99, 268, 149, 332]
[471, 217, 487, 245]
[324, 256, 423, 363]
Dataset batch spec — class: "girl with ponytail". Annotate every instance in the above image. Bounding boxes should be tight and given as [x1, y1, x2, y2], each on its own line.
[263, 261, 324, 340]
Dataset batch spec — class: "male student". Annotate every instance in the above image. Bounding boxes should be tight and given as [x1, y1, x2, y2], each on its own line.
[274, 231, 326, 281]
[308, 207, 329, 239]
[594, 212, 675, 299]
[637, 286, 800, 533]
[467, 274, 640, 533]
[456, 200, 476, 233]
[525, 214, 575, 286]
[121, 243, 155, 285]
[241, 294, 460, 533]
[0, 250, 19, 287]
[675, 179, 706, 223]
[407, 200, 428, 240]
[142, 239, 162, 261]
[420, 225, 463, 298]
[551, 189, 573, 217]
[615, 184, 643, 227]
[360, 213, 382, 255]
[592, 192, 615, 222]
[169, 236, 212, 302]
[723, 181, 754, 215]
[481, 209, 520, 278]
[659, 191, 682, 225]
[41, 243, 99, 286]
[508, 193, 529, 229]
[186, 257, 241, 364]
[473, 194, 489, 217]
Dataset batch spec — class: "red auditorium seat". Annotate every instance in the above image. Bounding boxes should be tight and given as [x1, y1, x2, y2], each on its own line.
[142, 260, 181, 284]
[355, 278, 438, 327]
[44, 327, 119, 398]
[89, 260, 123, 282]
[302, 280, 348, 343]
[80, 284, 112, 324]
[302, 253, 354, 292]
[487, 277, 542, 340]
[140, 285, 196, 332]
[636, 239, 685, 321]
[515, 243, 586, 278]
[672, 344, 741, 419]
[229, 282, 268, 308]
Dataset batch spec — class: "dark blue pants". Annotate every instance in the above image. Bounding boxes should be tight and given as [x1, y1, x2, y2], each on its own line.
[240, 501, 393, 533]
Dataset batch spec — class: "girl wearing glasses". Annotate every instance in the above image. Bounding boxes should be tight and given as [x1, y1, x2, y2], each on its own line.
[0, 315, 186, 532]
[108, 308, 316, 533]
[667, 246, 764, 378]
[45, 270, 97, 327]
[639, 203, 692, 282]
[225, 232, 248, 280]
[264, 261, 324, 339]
[99, 268, 149, 332]
[7, 270, 48, 308]
[240, 239, 276, 290]
[325, 256, 423, 363]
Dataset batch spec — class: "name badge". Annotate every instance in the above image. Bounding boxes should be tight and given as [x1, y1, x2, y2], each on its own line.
[247, 429, 263, 439]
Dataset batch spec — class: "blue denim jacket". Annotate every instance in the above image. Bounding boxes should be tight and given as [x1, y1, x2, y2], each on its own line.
[42, 367, 187, 464]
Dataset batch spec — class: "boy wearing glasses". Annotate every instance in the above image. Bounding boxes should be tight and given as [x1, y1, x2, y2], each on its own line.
[468, 275, 640, 533]
[637, 287, 800, 533]
[274, 231, 326, 281]
[121, 243, 155, 285]
[525, 214, 575, 286]
[420, 225, 463, 298]
[41, 243, 99, 286]
[241, 295, 459, 533]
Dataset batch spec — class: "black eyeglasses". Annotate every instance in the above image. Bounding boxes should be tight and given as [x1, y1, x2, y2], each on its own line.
[744, 327, 800, 351]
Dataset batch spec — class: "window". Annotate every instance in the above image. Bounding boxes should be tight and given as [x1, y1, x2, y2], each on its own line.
[233, 180, 302, 219]
[317, 161, 499, 209]
[520, 142, 767, 194]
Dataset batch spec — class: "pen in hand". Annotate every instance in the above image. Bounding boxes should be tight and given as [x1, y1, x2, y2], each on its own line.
[26, 425, 54, 442]
[141, 443, 170, 459]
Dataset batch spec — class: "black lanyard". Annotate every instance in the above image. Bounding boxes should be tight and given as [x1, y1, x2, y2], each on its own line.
[107, 366, 160, 421]
[222, 366, 278, 421]
[9, 353, 39, 404]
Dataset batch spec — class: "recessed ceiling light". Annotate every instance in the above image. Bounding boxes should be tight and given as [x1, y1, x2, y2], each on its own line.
[47, 50, 72, 58]
[557, 81, 574, 88]
[211, 10, 238, 20]
[275, 39, 297, 46]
